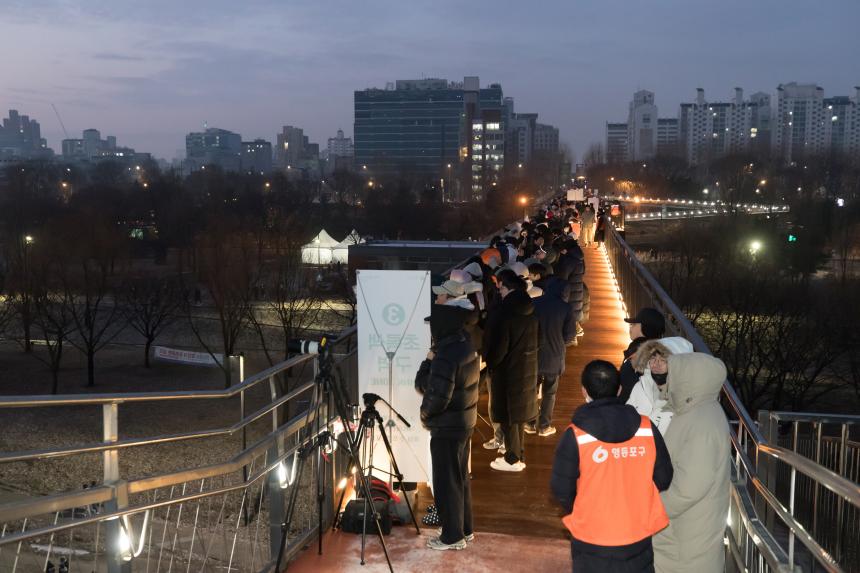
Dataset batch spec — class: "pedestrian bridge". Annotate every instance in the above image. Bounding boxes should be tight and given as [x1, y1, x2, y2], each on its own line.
[0, 220, 857, 572]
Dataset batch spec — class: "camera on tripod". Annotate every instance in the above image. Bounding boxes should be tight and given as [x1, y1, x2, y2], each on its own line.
[287, 333, 337, 356]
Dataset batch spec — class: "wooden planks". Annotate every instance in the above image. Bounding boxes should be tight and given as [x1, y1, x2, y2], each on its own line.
[466, 244, 631, 539]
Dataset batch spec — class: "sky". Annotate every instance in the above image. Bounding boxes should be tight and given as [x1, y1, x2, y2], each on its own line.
[2, 0, 859, 161]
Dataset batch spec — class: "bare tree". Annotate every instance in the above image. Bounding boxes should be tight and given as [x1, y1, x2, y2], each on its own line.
[247, 231, 323, 366]
[186, 219, 259, 387]
[120, 276, 184, 368]
[60, 216, 128, 387]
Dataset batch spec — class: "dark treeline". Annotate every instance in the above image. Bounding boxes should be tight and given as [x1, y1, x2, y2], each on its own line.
[0, 159, 531, 393]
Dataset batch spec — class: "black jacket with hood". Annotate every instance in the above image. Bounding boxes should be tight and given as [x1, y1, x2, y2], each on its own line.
[550, 398, 673, 564]
[551, 398, 673, 511]
[483, 288, 539, 424]
[414, 303, 480, 438]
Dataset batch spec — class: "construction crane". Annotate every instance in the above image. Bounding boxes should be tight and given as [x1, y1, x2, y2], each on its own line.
[51, 103, 70, 139]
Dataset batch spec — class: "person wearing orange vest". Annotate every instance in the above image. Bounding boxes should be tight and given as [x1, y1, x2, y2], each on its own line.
[551, 360, 674, 572]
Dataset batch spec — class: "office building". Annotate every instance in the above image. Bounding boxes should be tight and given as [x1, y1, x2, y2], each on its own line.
[354, 76, 506, 199]
[241, 139, 273, 174]
[185, 127, 242, 172]
[0, 110, 50, 159]
[470, 110, 505, 199]
[534, 123, 560, 153]
[62, 128, 140, 162]
[354, 78, 465, 182]
[606, 122, 629, 163]
[503, 97, 538, 168]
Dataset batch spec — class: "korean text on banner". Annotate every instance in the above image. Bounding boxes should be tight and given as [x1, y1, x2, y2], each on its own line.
[357, 270, 431, 483]
[153, 346, 224, 367]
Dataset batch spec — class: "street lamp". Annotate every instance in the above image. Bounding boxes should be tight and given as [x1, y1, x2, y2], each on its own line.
[703, 188, 709, 195]
[518, 195, 528, 219]
[749, 240, 762, 256]
[24, 235, 34, 245]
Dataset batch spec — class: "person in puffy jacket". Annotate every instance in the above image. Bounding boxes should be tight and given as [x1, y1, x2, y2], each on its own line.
[415, 293, 480, 551]
[626, 337, 694, 435]
[653, 353, 730, 573]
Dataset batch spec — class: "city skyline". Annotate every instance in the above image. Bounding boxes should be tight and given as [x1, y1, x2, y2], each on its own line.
[2, 0, 859, 160]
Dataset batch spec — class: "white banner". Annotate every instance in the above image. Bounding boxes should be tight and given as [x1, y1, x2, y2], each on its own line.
[356, 270, 432, 483]
[153, 346, 223, 367]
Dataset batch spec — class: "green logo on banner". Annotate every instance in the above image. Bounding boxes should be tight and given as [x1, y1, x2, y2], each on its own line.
[382, 303, 405, 325]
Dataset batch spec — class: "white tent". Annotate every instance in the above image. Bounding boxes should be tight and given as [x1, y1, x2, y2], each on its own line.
[301, 229, 341, 265]
[332, 229, 364, 264]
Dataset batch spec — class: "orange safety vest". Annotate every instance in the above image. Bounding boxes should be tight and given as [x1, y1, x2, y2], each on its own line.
[561, 415, 669, 546]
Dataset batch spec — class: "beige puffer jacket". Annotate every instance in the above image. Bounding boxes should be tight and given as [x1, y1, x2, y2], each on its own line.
[654, 353, 730, 573]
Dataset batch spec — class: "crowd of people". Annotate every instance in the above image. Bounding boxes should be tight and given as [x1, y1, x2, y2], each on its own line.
[413, 192, 731, 572]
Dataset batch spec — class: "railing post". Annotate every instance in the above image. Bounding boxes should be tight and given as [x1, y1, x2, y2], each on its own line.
[835, 423, 848, 561]
[812, 422, 823, 538]
[756, 410, 774, 523]
[267, 377, 286, 563]
[103, 403, 130, 573]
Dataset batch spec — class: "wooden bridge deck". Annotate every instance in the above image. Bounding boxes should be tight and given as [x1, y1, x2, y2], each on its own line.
[466, 243, 631, 539]
[290, 244, 632, 571]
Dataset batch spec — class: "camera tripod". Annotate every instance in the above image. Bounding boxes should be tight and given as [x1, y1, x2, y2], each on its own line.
[333, 392, 421, 564]
[273, 336, 396, 573]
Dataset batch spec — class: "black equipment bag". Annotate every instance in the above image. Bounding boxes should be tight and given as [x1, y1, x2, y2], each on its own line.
[340, 499, 392, 535]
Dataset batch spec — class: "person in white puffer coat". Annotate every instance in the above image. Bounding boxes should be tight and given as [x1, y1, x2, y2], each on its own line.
[626, 337, 694, 435]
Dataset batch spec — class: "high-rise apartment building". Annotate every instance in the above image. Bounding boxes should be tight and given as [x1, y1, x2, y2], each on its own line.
[679, 88, 769, 165]
[0, 110, 49, 158]
[241, 139, 273, 174]
[657, 118, 680, 156]
[772, 83, 828, 163]
[327, 129, 354, 159]
[627, 90, 658, 161]
[275, 126, 306, 169]
[608, 84, 858, 166]
[185, 128, 242, 172]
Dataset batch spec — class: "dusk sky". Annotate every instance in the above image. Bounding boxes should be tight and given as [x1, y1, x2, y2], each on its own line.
[3, 0, 859, 161]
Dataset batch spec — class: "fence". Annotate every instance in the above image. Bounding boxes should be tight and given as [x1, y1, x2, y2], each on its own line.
[0, 327, 358, 572]
[604, 222, 860, 573]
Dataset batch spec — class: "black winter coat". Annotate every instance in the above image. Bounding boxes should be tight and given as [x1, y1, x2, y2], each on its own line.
[415, 305, 480, 438]
[558, 248, 586, 321]
[533, 292, 576, 376]
[484, 289, 539, 424]
[619, 336, 648, 402]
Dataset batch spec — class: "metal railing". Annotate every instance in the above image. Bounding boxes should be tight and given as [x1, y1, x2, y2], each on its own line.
[604, 222, 860, 573]
[0, 326, 357, 572]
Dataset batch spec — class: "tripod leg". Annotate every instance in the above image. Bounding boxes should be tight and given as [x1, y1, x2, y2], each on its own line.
[326, 377, 394, 572]
[274, 449, 309, 573]
[375, 418, 421, 535]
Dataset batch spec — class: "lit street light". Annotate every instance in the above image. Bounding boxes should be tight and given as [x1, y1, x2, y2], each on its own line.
[749, 240, 762, 256]
[24, 235, 34, 245]
[703, 188, 709, 195]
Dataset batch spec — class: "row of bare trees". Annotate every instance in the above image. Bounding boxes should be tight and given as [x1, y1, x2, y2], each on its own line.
[647, 216, 860, 412]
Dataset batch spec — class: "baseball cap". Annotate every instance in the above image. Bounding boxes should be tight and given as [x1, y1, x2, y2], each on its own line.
[432, 280, 467, 297]
[624, 307, 666, 338]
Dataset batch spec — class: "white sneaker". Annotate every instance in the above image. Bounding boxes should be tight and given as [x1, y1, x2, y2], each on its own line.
[482, 438, 506, 455]
[538, 426, 557, 437]
[437, 529, 475, 543]
[490, 457, 525, 472]
[427, 536, 467, 551]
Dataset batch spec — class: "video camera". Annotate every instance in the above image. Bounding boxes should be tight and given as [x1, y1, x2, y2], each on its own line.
[287, 333, 338, 356]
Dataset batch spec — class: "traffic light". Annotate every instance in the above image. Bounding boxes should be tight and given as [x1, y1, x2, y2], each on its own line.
[787, 234, 797, 243]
